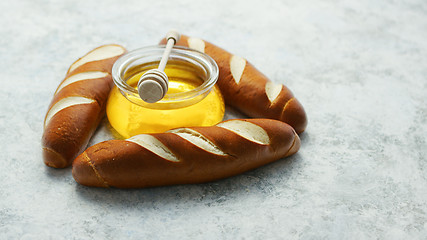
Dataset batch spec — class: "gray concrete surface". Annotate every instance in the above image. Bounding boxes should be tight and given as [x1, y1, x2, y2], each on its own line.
[0, 0, 426, 239]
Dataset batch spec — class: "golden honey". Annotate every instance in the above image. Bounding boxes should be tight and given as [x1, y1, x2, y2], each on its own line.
[107, 62, 225, 138]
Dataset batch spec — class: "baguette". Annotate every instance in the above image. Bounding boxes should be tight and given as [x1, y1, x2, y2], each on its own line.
[42, 44, 127, 168]
[160, 35, 307, 133]
[72, 119, 300, 188]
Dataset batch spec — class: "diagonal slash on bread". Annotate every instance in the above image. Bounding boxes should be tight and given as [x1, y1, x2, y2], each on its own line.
[72, 119, 300, 188]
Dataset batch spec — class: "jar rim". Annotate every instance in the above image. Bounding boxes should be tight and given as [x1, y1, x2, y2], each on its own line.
[112, 45, 219, 109]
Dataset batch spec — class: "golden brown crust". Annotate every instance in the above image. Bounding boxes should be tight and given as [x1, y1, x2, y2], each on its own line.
[47, 75, 112, 112]
[66, 44, 126, 76]
[42, 104, 101, 168]
[72, 119, 300, 188]
[285, 133, 301, 157]
[161, 35, 307, 133]
[42, 147, 67, 168]
[42, 44, 127, 168]
[71, 151, 109, 187]
[281, 97, 307, 134]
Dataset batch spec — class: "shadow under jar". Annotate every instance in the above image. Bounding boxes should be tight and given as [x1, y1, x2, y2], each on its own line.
[107, 46, 225, 138]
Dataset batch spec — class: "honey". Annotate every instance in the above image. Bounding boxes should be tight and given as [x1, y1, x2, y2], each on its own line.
[107, 62, 225, 138]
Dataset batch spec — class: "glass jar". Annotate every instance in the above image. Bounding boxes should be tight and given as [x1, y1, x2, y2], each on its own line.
[107, 46, 225, 138]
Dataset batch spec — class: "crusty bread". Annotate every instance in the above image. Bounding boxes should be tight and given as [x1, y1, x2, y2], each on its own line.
[42, 44, 127, 168]
[72, 119, 300, 188]
[160, 35, 307, 133]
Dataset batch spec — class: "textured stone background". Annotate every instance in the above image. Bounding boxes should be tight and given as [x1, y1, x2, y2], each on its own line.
[0, 0, 426, 239]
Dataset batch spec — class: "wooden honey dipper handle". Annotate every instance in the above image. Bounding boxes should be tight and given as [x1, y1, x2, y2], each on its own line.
[137, 30, 181, 103]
